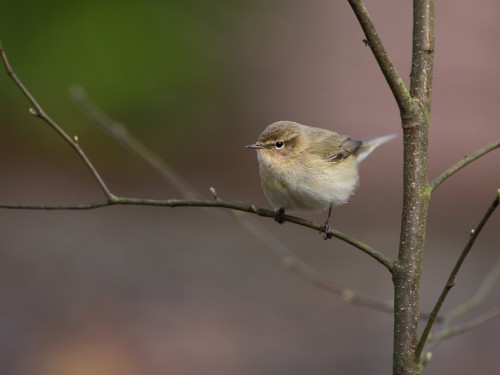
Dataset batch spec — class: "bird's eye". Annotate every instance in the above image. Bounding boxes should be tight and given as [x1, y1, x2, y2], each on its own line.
[274, 140, 284, 149]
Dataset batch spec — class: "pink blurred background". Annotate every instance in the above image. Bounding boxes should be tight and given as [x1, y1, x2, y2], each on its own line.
[0, 2, 499, 374]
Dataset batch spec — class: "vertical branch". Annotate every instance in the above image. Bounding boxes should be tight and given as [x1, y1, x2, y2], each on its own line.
[393, 1, 435, 374]
[346, 1, 435, 373]
[409, 0, 435, 104]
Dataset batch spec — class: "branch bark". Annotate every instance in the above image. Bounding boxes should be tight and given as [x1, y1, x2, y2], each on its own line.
[392, 2, 434, 374]
[348, 1, 434, 374]
[0, 195, 394, 270]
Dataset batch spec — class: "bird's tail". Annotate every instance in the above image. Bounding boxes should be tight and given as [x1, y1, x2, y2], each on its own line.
[355, 134, 397, 164]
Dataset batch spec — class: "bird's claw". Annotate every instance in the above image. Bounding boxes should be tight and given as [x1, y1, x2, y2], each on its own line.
[320, 223, 333, 240]
[274, 208, 286, 224]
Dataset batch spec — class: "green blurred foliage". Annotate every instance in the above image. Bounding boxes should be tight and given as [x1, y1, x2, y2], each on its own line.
[0, 0, 252, 157]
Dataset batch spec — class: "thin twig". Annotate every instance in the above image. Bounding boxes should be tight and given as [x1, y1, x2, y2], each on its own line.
[415, 193, 500, 359]
[430, 139, 500, 192]
[0, 193, 394, 270]
[422, 306, 500, 365]
[0, 42, 115, 200]
[444, 253, 500, 324]
[421, 254, 500, 365]
[347, 0, 413, 117]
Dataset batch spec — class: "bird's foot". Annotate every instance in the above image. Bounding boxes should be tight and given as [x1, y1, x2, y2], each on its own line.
[275, 208, 286, 224]
[320, 205, 334, 240]
[319, 222, 333, 240]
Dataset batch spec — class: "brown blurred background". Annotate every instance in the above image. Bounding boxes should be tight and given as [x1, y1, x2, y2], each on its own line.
[0, 1, 499, 374]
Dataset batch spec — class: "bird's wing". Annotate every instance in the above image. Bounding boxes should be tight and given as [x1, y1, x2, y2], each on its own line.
[323, 135, 362, 163]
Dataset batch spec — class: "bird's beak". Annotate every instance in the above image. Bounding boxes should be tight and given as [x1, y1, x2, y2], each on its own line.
[245, 142, 264, 149]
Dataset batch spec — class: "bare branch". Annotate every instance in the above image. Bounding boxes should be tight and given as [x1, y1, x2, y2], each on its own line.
[430, 139, 500, 192]
[409, 0, 435, 105]
[444, 253, 500, 324]
[347, 0, 413, 117]
[0, 202, 111, 210]
[416, 193, 500, 358]
[385, 0, 436, 370]
[421, 254, 500, 365]
[0, 42, 115, 200]
[422, 306, 500, 365]
[0, 192, 394, 271]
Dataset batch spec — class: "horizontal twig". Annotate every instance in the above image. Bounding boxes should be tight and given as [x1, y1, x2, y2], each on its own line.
[0, 196, 394, 271]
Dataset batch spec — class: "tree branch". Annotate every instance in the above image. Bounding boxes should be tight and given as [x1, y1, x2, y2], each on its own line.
[421, 253, 500, 365]
[410, 0, 435, 104]
[444, 253, 500, 325]
[0, 195, 394, 270]
[430, 139, 500, 192]
[347, 0, 413, 117]
[345, 9, 435, 369]
[392, 1, 435, 373]
[415, 192, 499, 359]
[422, 306, 500, 365]
[0, 41, 115, 200]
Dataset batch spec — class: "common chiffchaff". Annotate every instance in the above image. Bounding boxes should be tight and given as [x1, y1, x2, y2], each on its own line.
[246, 121, 396, 238]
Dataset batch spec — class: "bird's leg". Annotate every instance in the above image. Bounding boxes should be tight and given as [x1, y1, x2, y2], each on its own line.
[320, 205, 334, 240]
[275, 208, 286, 224]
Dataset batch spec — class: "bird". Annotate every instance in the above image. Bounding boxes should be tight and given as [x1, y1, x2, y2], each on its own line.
[246, 121, 396, 239]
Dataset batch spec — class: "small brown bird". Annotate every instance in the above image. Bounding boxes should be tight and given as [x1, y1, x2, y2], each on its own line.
[247, 121, 396, 238]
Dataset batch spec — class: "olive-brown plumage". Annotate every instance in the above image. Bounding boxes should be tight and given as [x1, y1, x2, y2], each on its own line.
[247, 121, 395, 238]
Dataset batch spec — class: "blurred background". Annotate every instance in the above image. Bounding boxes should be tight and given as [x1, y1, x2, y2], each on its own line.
[0, 1, 499, 374]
